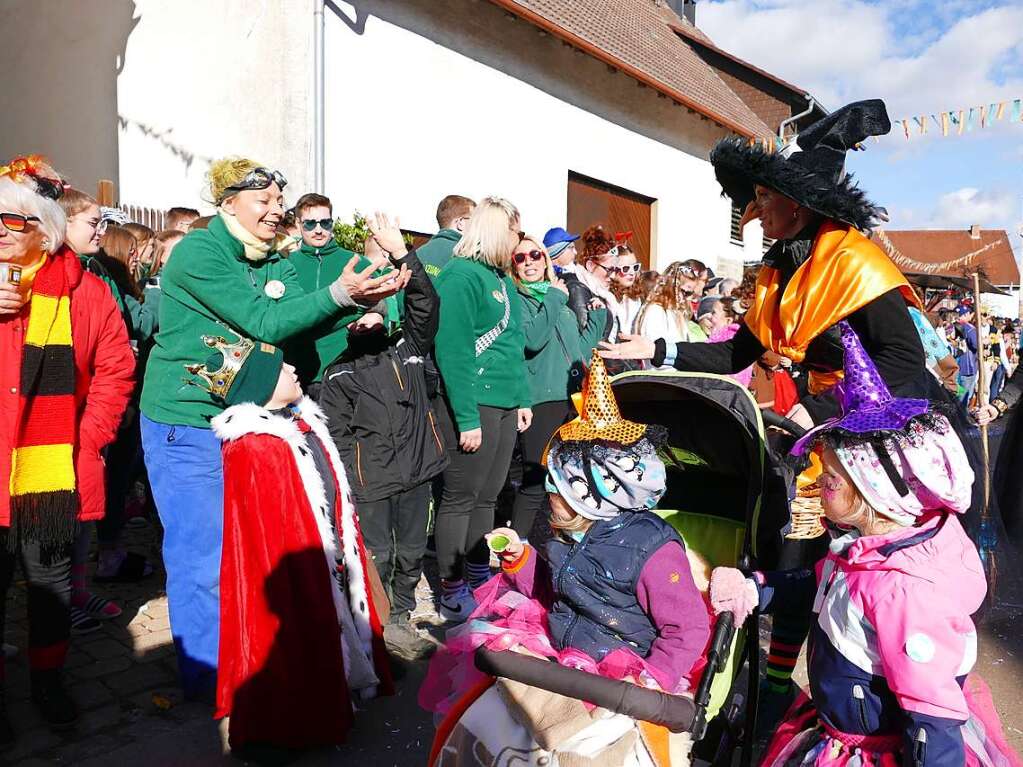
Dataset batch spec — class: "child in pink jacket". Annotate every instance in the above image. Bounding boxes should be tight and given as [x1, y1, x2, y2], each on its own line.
[711, 323, 1020, 767]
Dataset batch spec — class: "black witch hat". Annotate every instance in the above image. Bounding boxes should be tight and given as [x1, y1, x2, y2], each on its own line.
[710, 99, 892, 231]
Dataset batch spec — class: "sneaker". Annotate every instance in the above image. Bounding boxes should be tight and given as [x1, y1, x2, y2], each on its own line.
[70, 607, 102, 635]
[439, 586, 478, 624]
[74, 593, 122, 620]
[30, 670, 79, 731]
[383, 621, 438, 662]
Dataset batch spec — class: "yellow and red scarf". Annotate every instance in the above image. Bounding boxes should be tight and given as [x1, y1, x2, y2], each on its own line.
[8, 253, 78, 547]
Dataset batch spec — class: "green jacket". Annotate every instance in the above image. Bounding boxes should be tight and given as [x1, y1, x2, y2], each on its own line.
[140, 215, 348, 427]
[285, 240, 368, 384]
[418, 229, 461, 280]
[78, 254, 157, 343]
[434, 258, 529, 431]
[518, 286, 608, 406]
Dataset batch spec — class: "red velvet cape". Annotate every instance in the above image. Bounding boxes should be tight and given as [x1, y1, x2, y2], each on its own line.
[215, 428, 389, 750]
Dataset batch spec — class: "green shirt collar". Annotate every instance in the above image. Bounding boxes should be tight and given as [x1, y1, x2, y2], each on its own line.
[297, 238, 340, 259]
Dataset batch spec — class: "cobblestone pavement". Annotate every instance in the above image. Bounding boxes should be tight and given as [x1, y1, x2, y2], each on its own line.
[4, 520, 1021, 766]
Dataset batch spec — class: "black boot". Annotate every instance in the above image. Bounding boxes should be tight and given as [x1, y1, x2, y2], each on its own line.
[0, 684, 13, 748]
[30, 669, 78, 730]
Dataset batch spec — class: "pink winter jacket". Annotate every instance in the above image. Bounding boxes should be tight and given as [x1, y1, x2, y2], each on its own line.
[813, 512, 985, 721]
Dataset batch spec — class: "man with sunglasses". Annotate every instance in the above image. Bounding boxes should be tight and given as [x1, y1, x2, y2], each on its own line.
[286, 193, 390, 397]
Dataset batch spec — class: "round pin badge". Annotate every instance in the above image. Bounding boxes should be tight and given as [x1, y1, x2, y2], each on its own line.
[265, 280, 286, 299]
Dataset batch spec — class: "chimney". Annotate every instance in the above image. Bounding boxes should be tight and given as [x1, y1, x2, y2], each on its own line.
[666, 0, 697, 26]
[969, 224, 981, 239]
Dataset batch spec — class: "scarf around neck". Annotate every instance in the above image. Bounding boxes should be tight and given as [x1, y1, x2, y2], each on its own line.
[219, 211, 274, 262]
[9, 252, 78, 549]
[522, 280, 551, 301]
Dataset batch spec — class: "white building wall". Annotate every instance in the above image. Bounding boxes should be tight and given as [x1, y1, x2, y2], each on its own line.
[115, 0, 316, 211]
[323, 0, 753, 273]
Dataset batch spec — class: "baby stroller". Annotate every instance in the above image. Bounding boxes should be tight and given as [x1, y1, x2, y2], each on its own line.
[428, 370, 799, 767]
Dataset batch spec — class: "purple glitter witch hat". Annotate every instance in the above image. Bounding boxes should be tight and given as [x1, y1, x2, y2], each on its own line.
[791, 321, 930, 454]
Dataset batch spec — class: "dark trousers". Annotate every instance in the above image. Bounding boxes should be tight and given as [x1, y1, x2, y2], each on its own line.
[0, 529, 72, 673]
[358, 482, 432, 619]
[510, 400, 573, 538]
[434, 403, 518, 581]
[98, 411, 141, 546]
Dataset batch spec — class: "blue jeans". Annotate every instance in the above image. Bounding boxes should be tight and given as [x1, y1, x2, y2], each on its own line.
[958, 374, 977, 407]
[140, 415, 223, 700]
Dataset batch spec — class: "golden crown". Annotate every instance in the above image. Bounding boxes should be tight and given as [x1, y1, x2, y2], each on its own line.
[184, 334, 255, 400]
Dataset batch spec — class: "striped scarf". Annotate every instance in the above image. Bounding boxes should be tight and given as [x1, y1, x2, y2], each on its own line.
[8, 253, 78, 549]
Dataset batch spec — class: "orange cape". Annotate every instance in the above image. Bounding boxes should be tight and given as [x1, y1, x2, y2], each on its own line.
[743, 221, 920, 394]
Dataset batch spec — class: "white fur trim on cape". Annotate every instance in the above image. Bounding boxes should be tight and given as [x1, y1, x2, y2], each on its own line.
[212, 397, 377, 694]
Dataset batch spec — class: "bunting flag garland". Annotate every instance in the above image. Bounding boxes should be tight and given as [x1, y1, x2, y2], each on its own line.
[757, 97, 1020, 148]
[876, 229, 1006, 274]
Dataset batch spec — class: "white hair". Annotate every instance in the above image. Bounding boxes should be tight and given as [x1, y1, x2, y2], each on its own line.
[453, 196, 520, 269]
[0, 177, 66, 254]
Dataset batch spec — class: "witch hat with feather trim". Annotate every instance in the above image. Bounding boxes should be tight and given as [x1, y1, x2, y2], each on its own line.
[711, 99, 891, 231]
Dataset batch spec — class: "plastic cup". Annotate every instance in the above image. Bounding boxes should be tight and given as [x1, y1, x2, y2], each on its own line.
[488, 534, 511, 553]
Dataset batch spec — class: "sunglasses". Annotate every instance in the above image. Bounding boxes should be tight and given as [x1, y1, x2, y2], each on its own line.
[610, 263, 641, 275]
[220, 167, 288, 201]
[513, 250, 544, 265]
[302, 218, 333, 232]
[0, 212, 40, 233]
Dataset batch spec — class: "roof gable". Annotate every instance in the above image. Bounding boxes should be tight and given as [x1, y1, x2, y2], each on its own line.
[489, 0, 777, 138]
[872, 229, 1020, 286]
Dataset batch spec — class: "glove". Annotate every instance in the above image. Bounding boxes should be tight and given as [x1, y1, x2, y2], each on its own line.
[709, 567, 759, 624]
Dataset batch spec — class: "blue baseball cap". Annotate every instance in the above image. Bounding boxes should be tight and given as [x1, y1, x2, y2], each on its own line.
[543, 227, 580, 249]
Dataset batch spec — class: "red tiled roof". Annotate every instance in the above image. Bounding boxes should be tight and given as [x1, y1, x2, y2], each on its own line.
[488, 0, 776, 138]
[872, 229, 1020, 286]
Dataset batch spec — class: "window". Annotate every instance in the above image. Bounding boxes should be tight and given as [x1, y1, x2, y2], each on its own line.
[567, 172, 655, 269]
[729, 201, 743, 244]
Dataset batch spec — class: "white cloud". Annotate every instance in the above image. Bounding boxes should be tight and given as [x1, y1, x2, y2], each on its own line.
[698, 1, 1023, 119]
[911, 187, 1019, 231]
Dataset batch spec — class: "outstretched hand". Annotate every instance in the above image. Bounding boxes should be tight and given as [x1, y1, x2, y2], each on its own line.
[337, 256, 410, 305]
[598, 334, 656, 361]
[366, 211, 408, 258]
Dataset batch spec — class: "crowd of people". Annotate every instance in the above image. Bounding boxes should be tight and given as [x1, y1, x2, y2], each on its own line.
[0, 96, 1020, 767]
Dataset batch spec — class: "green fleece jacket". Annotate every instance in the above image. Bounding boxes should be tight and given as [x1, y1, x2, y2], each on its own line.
[518, 287, 608, 406]
[79, 254, 157, 343]
[434, 257, 530, 431]
[140, 215, 351, 427]
[418, 229, 461, 280]
[285, 239, 368, 384]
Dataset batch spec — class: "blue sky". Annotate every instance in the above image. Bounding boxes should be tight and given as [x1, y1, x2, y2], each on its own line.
[698, 0, 1023, 258]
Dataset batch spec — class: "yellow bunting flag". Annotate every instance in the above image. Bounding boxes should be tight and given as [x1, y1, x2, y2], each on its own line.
[940, 112, 950, 136]
[957, 110, 965, 134]
[996, 101, 1006, 120]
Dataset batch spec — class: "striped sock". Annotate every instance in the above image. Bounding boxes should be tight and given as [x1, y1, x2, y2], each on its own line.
[765, 614, 810, 692]
[465, 561, 493, 589]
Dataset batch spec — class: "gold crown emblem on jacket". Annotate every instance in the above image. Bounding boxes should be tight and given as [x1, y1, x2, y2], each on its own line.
[184, 335, 255, 399]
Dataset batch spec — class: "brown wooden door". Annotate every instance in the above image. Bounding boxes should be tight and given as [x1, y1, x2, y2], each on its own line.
[567, 172, 655, 269]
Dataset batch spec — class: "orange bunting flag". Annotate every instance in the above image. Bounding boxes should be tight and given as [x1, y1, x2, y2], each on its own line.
[902, 119, 911, 139]
[996, 101, 1006, 120]
[940, 112, 950, 136]
[980, 105, 987, 128]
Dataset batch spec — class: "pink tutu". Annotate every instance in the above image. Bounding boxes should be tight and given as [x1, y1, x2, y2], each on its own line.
[761, 677, 1021, 767]
[419, 572, 688, 716]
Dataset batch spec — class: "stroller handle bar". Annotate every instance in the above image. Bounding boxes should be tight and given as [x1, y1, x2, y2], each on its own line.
[473, 611, 736, 736]
[760, 408, 807, 439]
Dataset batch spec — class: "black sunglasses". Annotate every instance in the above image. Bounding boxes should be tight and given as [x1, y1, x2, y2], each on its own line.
[220, 167, 288, 202]
[513, 250, 544, 265]
[0, 212, 40, 233]
[301, 218, 333, 232]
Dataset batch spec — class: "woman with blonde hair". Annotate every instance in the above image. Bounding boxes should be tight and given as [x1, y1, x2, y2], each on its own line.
[138, 156, 408, 699]
[510, 234, 607, 540]
[432, 196, 532, 621]
[634, 262, 707, 368]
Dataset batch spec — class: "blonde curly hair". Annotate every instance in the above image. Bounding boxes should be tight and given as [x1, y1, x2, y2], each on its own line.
[206, 157, 265, 206]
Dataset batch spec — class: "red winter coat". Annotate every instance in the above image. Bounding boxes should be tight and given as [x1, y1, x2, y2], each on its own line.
[0, 247, 135, 526]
